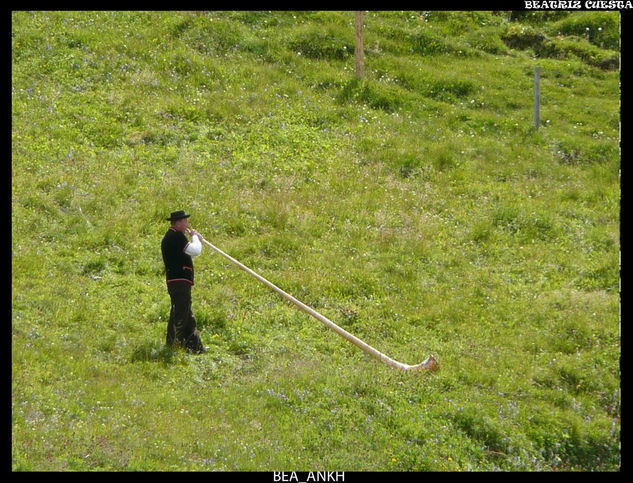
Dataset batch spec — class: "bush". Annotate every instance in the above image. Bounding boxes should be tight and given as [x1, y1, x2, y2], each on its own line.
[289, 26, 353, 61]
[408, 30, 450, 55]
[492, 203, 558, 242]
[465, 27, 509, 55]
[337, 79, 404, 112]
[452, 407, 509, 454]
[501, 24, 546, 50]
[509, 11, 571, 24]
[538, 37, 619, 70]
[180, 16, 245, 55]
[428, 77, 475, 100]
[550, 11, 619, 50]
[501, 21, 618, 70]
[554, 136, 619, 166]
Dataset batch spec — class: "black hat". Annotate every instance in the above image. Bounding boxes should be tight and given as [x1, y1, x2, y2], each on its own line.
[167, 210, 191, 222]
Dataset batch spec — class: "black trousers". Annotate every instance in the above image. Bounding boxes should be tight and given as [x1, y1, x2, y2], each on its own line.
[166, 282, 204, 353]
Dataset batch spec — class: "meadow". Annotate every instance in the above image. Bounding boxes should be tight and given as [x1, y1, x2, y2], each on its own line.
[12, 11, 620, 471]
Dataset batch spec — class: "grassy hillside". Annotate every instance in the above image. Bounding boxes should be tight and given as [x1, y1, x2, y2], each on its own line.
[12, 11, 620, 471]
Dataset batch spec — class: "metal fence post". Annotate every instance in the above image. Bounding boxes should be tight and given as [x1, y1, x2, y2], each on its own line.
[534, 66, 540, 129]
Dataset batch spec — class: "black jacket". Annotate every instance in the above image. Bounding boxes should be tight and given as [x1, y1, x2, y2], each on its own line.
[161, 227, 194, 285]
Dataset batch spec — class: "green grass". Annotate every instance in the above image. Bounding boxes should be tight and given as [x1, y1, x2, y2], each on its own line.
[12, 11, 620, 471]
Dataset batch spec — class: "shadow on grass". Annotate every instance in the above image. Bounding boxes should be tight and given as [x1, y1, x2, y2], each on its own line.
[130, 340, 176, 364]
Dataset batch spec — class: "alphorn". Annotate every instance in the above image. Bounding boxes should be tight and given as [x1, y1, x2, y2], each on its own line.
[195, 234, 437, 372]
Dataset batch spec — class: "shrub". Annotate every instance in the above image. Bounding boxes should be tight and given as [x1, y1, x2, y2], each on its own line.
[337, 79, 404, 112]
[538, 37, 619, 70]
[501, 24, 546, 50]
[289, 26, 353, 61]
[550, 11, 619, 50]
[465, 27, 509, 55]
[452, 407, 509, 454]
[509, 11, 571, 24]
[554, 136, 619, 166]
[492, 203, 558, 242]
[408, 30, 450, 55]
[180, 16, 245, 55]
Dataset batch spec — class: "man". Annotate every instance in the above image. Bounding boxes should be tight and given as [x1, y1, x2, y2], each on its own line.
[161, 210, 206, 353]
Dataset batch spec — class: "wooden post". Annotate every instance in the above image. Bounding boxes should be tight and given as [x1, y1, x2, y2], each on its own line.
[534, 66, 540, 129]
[355, 11, 364, 79]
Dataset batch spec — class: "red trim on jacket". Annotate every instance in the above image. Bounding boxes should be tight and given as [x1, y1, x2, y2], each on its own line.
[166, 278, 194, 285]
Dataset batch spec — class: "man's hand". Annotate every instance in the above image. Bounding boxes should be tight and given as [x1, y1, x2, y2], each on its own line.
[189, 229, 204, 240]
